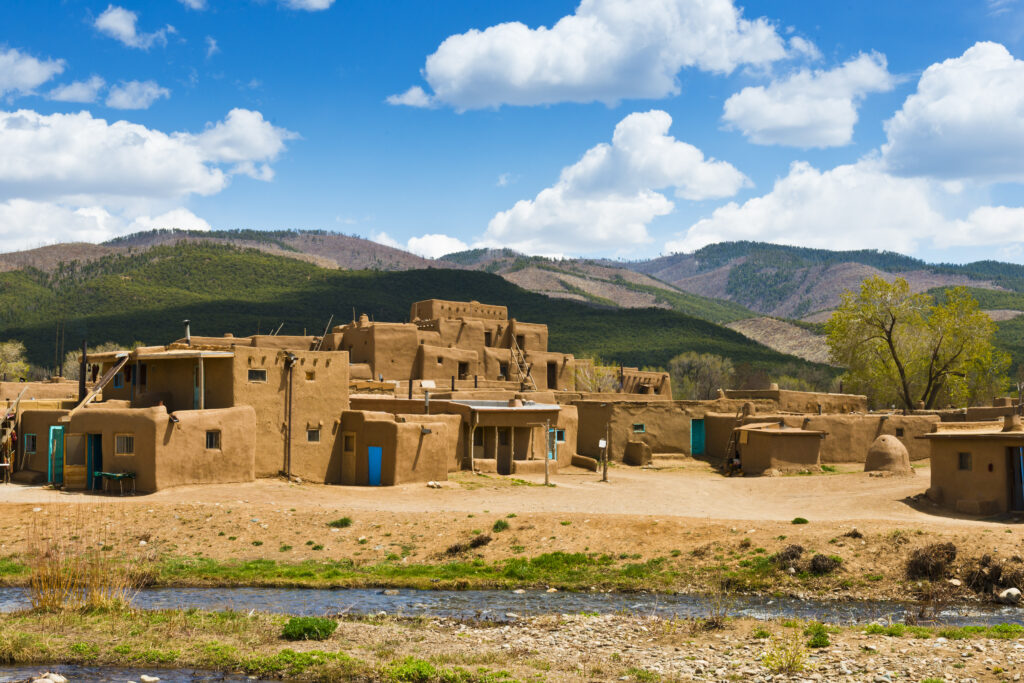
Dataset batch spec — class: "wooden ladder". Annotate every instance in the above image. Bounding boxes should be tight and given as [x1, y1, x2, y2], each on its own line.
[509, 334, 537, 391]
[722, 409, 743, 471]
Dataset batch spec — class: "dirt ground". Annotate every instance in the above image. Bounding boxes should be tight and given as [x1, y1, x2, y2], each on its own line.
[2, 458, 1021, 603]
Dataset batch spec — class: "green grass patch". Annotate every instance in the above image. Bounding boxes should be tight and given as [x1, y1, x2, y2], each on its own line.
[328, 517, 353, 529]
[282, 616, 337, 641]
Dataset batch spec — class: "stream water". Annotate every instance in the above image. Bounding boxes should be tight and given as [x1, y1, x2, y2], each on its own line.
[0, 667, 269, 682]
[0, 585, 1020, 626]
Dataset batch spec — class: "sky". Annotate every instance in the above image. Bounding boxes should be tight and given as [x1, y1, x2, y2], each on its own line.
[3, 1, 1024, 264]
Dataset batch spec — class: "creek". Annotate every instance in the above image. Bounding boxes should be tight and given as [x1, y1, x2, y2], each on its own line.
[0, 585, 1020, 626]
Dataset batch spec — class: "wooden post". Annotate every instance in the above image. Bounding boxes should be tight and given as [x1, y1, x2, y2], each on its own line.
[544, 419, 550, 486]
[197, 356, 205, 410]
[601, 423, 609, 482]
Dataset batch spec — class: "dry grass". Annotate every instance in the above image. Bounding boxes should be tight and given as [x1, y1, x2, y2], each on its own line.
[26, 506, 147, 611]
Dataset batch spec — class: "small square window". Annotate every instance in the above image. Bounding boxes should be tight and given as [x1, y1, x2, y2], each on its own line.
[632, 423, 646, 434]
[24, 434, 36, 454]
[958, 452, 972, 471]
[554, 429, 566, 443]
[112, 372, 124, 389]
[307, 428, 321, 443]
[115, 434, 135, 456]
[248, 368, 268, 383]
[437, 357, 443, 365]
[206, 430, 221, 450]
[895, 428, 905, 437]
[305, 370, 315, 381]
[343, 433, 355, 453]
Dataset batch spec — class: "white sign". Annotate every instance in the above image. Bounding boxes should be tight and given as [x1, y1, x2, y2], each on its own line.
[598, 439, 607, 448]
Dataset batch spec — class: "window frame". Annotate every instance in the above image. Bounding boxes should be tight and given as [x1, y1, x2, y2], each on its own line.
[112, 372, 124, 389]
[205, 430, 222, 450]
[23, 433, 37, 454]
[247, 368, 268, 383]
[306, 428, 321, 443]
[554, 429, 566, 443]
[632, 423, 646, 434]
[114, 433, 135, 456]
[958, 452, 972, 471]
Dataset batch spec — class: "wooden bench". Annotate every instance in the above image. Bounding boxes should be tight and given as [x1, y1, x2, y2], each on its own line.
[93, 471, 136, 495]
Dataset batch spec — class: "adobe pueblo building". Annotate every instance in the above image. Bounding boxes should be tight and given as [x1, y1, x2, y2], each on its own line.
[6, 299, 664, 493]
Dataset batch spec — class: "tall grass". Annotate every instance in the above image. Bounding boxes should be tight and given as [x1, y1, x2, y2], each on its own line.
[27, 506, 144, 611]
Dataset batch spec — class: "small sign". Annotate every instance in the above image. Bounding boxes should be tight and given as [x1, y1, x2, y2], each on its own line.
[598, 439, 607, 448]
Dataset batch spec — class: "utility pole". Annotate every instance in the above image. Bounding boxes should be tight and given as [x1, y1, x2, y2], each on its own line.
[544, 419, 550, 486]
[601, 423, 609, 482]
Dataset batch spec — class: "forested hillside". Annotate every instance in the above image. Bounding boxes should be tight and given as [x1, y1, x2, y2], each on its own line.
[0, 242, 819, 378]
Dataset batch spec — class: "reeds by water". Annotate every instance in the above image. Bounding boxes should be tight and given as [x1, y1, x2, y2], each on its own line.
[26, 506, 144, 611]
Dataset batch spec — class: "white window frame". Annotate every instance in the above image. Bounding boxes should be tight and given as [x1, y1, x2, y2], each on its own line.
[115, 433, 135, 456]
[307, 428, 321, 443]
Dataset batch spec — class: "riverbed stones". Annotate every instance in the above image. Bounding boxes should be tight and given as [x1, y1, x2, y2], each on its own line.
[998, 587, 1021, 604]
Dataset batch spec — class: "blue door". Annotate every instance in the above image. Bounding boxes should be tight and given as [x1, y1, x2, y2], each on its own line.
[367, 446, 382, 486]
[48, 425, 64, 485]
[1011, 447, 1024, 511]
[690, 419, 705, 456]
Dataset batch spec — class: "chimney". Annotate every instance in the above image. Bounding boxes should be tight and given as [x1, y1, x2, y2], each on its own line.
[183, 319, 191, 346]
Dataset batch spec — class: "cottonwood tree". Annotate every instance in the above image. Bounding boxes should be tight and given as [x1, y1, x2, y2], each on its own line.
[0, 340, 29, 381]
[826, 277, 1008, 409]
[669, 352, 734, 400]
[573, 357, 619, 392]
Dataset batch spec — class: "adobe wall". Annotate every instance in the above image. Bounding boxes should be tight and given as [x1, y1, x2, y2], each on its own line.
[340, 323, 420, 381]
[411, 299, 508, 321]
[524, 351, 575, 391]
[575, 401, 696, 461]
[507, 321, 548, 353]
[619, 368, 673, 397]
[724, 389, 867, 414]
[339, 411, 454, 485]
[802, 414, 939, 463]
[1, 381, 77, 402]
[417, 344, 479, 381]
[136, 357, 233, 413]
[247, 335, 316, 350]
[738, 429, 822, 474]
[65, 405, 161, 492]
[18, 409, 69, 473]
[231, 346, 350, 479]
[966, 406, 1018, 421]
[928, 438, 1014, 515]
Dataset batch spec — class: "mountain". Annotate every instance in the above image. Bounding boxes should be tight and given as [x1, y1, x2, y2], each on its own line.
[625, 241, 1013, 319]
[0, 242, 820, 382]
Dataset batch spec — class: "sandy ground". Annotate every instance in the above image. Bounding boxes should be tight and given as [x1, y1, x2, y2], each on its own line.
[2, 458, 1021, 604]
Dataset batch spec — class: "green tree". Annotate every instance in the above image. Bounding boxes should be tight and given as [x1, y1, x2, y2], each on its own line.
[826, 277, 1008, 409]
[0, 340, 29, 381]
[61, 341, 145, 380]
[669, 352, 734, 400]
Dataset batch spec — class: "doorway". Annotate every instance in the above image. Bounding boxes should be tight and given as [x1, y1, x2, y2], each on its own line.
[64, 433, 87, 490]
[1009, 447, 1024, 511]
[48, 425, 64, 485]
[690, 419, 706, 456]
[87, 434, 103, 491]
[367, 446, 382, 486]
[547, 362, 557, 389]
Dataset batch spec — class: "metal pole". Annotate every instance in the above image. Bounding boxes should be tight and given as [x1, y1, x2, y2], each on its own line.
[602, 424, 609, 482]
[78, 340, 87, 403]
[544, 419, 550, 486]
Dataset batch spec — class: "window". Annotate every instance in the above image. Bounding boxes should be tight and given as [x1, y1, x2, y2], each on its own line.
[305, 370, 316, 381]
[958, 452, 972, 471]
[115, 434, 135, 456]
[484, 331, 492, 346]
[343, 433, 355, 453]
[112, 372, 124, 389]
[515, 335, 525, 350]
[895, 428, 905, 437]
[499, 363, 509, 378]
[307, 428, 321, 443]
[437, 357, 443, 365]
[138, 363, 147, 387]
[23, 433, 36, 454]
[205, 431, 221, 450]
[554, 429, 566, 443]
[248, 368, 268, 383]
[632, 423, 646, 433]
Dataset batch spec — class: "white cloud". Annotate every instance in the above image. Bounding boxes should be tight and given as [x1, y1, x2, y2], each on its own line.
[390, 0, 789, 109]
[407, 234, 469, 259]
[482, 110, 748, 255]
[0, 47, 65, 97]
[0, 107, 295, 248]
[723, 52, 895, 148]
[179, 0, 207, 9]
[883, 42, 1024, 181]
[279, 0, 335, 9]
[385, 86, 435, 108]
[206, 36, 219, 58]
[48, 76, 106, 103]
[105, 80, 171, 109]
[127, 207, 211, 232]
[496, 173, 516, 187]
[666, 159, 1024, 255]
[94, 5, 173, 50]
[370, 232, 403, 250]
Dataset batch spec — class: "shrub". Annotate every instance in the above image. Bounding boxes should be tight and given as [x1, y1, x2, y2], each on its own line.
[843, 528, 864, 539]
[445, 542, 469, 556]
[762, 632, 806, 674]
[809, 554, 842, 575]
[281, 617, 337, 641]
[906, 542, 957, 581]
[791, 517, 809, 525]
[387, 657, 437, 682]
[774, 544, 804, 568]
[804, 622, 830, 648]
[469, 534, 492, 548]
[492, 519, 510, 533]
[328, 517, 353, 529]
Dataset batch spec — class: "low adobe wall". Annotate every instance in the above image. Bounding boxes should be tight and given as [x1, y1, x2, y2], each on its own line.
[738, 428, 823, 474]
[2, 381, 78, 403]
[802, 414, 939, 463]
[724, 389, 867, 414]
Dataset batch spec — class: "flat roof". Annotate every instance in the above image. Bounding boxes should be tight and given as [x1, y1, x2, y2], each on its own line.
[924, 430, 1024, 441]
[135, 349, 234, 360]
[451, 399, 560, 412]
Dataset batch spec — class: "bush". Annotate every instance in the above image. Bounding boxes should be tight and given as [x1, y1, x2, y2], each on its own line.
[906, 542, 957, 581]
[791, 517, 809, 525]
[843, 528, 864, 539]
[804, 622, 830, 648]
[762, 632, 806, 674]
[281, 617, 337, 641]
[387, 657, 437, 683]
[327, 517, 353, 529]
[774, 544, 804, 568]
[809, 554, 842, 575]
[469, 534, 492, 548]
[492, 519, 510, 533]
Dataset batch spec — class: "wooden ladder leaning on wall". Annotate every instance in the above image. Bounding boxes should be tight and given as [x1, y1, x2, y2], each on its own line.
[722, 408, 743, 475]
[0, 387, 27, 484]
[509, 334, 537, 391]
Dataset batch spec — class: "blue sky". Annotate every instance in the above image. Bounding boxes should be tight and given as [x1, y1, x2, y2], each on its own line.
[3, 1, 1024, 263]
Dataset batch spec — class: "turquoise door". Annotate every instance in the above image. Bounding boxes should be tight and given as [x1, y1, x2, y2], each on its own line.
[48, 425, 64, 485]
[690, 419, 705, 456]
[367, 446, 382, 486]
